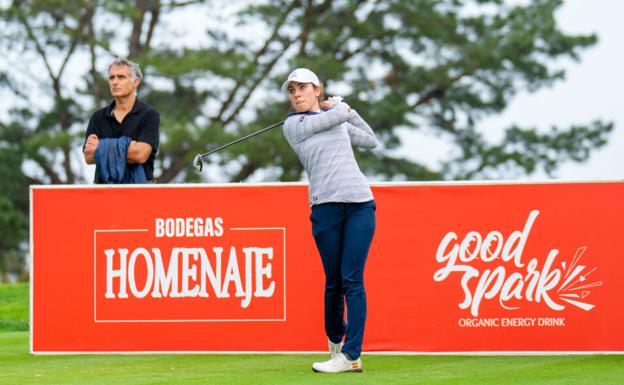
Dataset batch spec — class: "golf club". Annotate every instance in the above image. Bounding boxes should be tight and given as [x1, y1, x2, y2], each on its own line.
[193, 120, 284, 173]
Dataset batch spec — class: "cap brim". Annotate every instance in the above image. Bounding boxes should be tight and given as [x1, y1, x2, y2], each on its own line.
[281, 78, 319, 91]
[281, 80, 292, 91]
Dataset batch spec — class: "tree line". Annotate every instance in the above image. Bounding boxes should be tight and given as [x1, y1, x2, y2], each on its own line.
[0, 0, 612, 280]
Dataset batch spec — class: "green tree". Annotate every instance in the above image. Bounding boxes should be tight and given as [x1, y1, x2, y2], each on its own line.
[0, 0, 613, 279]
[0, 122, 30, 280]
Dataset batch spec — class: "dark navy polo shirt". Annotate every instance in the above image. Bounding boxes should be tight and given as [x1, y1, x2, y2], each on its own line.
[85, 98, 160, 182]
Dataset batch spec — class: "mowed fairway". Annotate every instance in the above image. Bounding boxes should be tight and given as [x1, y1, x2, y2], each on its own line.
[1, 283, 623, 385]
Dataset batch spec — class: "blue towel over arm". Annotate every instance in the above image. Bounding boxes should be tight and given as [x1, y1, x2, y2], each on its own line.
[94, 136, 148, 184]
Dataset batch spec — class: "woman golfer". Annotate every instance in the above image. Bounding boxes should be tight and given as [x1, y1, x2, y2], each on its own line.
[282, 68, 378, 373]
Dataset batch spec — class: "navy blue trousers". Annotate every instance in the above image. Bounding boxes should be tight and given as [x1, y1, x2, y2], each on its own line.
[310, 200, 376, 360]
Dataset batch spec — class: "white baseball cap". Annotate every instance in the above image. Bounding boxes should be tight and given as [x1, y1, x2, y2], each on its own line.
[281, 68, 320, 91]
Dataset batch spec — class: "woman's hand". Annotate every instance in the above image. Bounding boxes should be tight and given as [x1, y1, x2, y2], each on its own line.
[319, 98, 335, 110]
[320, 96, 351, 112]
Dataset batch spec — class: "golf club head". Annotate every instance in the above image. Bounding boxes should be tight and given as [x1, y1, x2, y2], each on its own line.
[192, 154, 203, 174]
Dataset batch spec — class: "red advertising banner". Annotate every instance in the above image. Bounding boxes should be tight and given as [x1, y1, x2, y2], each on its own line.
[30, 182, 624, 353]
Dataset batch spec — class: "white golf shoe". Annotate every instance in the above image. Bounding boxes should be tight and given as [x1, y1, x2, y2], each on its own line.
[312, 353, 363, 373]
[328, 339, 343, 358]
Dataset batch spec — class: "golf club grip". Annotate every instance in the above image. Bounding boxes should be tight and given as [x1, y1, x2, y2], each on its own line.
[200, 120, 284, 159]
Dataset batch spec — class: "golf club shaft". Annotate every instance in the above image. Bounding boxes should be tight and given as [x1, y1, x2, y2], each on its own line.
[199, 120, 284, 160]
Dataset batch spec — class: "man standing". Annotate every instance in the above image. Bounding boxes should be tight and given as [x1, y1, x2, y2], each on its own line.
[83, 58, 160, 183]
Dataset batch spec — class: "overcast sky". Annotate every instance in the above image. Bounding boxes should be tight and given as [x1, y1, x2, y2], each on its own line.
[395, 0, 624, 182]
[472, 0, 623, 181]
[4, 0, 621, 183]
[167, 0, 624, 182]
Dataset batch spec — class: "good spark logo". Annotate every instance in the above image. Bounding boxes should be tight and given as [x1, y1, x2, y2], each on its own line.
[433, 210, 602, 317]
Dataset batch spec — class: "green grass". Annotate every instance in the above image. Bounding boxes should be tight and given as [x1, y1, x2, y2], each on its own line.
[1, 283, 623, 384]
[1, 332, 623, 385]
[0, 282, 29, 331]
